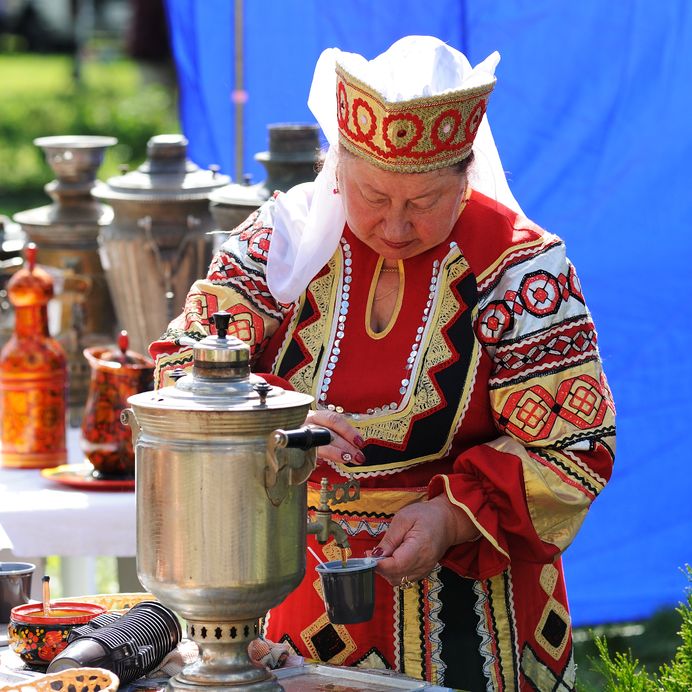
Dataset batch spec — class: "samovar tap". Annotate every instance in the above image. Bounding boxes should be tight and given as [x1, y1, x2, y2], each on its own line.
[307, 477, 360, 549]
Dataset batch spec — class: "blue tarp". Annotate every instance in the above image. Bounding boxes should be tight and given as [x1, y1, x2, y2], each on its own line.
[164, 0, 692, 626]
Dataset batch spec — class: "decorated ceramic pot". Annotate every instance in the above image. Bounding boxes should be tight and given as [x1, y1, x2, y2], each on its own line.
[8, 601, 107, 668]
[81, 332, 154, 479]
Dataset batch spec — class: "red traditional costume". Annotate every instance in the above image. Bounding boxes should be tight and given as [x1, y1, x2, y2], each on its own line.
[151, 184, 615, 690]
[152, 34, 615, 691]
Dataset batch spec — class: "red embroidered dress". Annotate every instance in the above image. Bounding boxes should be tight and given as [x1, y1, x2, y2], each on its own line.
[151, 189, 615, 691]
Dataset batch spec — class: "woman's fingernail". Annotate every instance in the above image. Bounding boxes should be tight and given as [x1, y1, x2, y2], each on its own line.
[355, 452, 366, 464]
[371, 547, 384, 557]
[354, 435, 365, 448]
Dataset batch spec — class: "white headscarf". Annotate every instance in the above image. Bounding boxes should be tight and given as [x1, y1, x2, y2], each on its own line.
[267, 36, 521, 304]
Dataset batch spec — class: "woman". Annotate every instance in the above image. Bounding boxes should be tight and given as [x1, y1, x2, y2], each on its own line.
[151, 36, 615, 691]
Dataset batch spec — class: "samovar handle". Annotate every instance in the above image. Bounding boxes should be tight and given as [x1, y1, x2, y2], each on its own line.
[120, 408, 142, 447]
[265, 426, 331, 506]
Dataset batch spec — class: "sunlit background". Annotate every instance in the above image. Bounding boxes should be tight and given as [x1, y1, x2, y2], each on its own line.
[1, 1, 691, 688]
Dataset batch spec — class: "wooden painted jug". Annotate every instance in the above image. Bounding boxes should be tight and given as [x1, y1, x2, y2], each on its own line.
[81, 331, 153, 479]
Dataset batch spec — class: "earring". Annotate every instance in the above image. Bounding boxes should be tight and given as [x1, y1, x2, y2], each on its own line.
[333, 177, 340, 195]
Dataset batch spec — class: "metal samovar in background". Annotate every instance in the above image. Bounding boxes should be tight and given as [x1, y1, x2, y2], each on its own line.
[209, 124, 323, 234]
[13, 135, 118, 424]
[122, 311, 357, 692]
[94, 135, 230, 356]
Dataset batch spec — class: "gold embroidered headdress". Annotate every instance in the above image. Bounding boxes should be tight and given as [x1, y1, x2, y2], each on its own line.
[335, 64, 495, 172]
[268, 36, 521, 304]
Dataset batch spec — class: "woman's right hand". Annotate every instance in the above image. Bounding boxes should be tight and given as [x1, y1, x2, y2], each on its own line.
[305, 409, 366, 466]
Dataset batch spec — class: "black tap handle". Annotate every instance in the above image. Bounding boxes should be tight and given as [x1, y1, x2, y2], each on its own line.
[211, 311, 232, 339]
[280, 426, 331, 450]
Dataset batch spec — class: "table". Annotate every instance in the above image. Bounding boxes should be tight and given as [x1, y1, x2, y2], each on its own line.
[0, 428, 136, 596]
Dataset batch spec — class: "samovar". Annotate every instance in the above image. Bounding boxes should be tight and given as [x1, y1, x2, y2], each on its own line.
[209, 124, 322, 234]
[94, 135, 230, 356]
[122, 312, 354, 692]
[12, 135, 118, 423]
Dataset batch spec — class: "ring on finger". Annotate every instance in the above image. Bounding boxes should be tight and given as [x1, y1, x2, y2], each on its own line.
[400, 575, 415, 590]
[341, 452, 353, 463]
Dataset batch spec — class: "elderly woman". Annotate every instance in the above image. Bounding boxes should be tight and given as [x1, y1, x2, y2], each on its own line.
[151, 36, 615, 691]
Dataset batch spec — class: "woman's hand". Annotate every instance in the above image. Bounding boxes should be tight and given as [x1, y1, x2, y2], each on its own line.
[305, 409, 366, 466]
[372, 495, 480, 586]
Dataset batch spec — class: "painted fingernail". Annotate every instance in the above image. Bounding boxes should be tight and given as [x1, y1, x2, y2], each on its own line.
[354, 435, 365, 448]
[371, 547, 384, 557]
[355, 452, 366, 464]
[341, 452, 353, 463]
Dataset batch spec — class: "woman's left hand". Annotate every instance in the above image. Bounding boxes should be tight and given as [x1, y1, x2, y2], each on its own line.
[372, 495, 479, 586]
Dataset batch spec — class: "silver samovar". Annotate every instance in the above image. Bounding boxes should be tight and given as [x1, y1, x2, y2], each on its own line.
[94, 135, 230, 356]
[209, 124, 323, 235]
[122, 312, 354, 692]
[12, 135, 118, 423]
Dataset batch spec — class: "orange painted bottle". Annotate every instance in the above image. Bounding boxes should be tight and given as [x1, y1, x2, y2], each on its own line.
[0, 243, 67, 468]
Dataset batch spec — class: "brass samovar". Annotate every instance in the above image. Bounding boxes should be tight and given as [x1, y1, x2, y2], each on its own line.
[122, 312, 354, 692]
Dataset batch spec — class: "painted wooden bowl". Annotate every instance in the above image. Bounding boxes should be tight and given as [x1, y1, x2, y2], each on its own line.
[7, 602, 107, 668]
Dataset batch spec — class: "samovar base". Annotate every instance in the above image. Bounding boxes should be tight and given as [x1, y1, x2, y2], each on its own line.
[170, 618, 283, 692]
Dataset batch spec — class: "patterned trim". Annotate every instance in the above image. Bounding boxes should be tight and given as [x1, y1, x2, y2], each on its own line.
[521, 644, 576, 691]
[274, 241, 481, 477]
[427, 567, 446, 685]
[336, 64, 495, 172]
[476, 235, 556, 290]
[472, 580, 497, 691]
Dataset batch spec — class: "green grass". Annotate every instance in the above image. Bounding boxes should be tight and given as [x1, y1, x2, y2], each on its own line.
[0, 52, 179, 219]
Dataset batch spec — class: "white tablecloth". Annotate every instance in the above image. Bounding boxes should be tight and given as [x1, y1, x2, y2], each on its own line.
[0, 429, 136, 557]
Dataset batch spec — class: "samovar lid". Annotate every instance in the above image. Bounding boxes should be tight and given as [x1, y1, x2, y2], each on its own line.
[208, 181, 269, 208]
[127, 312, 313, 412]
[94, 135, 230, 202]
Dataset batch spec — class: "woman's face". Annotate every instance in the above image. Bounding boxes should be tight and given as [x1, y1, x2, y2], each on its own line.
[338, 153, 468, 260]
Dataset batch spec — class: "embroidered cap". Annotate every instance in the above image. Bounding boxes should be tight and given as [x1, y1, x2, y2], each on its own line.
[334, 36, 498, 172]
[268, 36, 519, 304]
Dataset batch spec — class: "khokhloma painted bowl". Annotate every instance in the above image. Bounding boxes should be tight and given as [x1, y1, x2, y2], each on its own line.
[8, 601, 107, 668]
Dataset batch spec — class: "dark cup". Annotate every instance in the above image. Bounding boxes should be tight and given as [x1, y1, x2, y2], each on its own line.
[0, 562, 35, 623]
[315, 558, 376, 625]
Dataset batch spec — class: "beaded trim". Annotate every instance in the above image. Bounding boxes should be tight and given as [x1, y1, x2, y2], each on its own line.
[317, 244, 444, 418]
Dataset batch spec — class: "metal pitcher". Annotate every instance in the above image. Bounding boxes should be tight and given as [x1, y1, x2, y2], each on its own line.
[122, 312, 336, 692]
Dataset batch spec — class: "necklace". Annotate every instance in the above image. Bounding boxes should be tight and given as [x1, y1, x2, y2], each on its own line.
[380, 266, 399, 273]
[374, 286, 399, 301]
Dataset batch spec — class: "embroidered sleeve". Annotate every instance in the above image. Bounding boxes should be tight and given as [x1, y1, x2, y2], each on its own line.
[428, 236, 615, 580]
[150, 200, 294, 388]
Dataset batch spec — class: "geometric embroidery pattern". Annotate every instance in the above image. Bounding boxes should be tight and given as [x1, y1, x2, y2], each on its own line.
[534, 564, 571, 661]
[497, 375, 608, 442]
[300, 581, 357, 668]
[477, 264, 585, 346]
[521, 644, 577, 691]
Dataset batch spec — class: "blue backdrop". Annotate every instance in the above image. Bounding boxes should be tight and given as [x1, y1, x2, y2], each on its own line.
[164, 0, 692, 626]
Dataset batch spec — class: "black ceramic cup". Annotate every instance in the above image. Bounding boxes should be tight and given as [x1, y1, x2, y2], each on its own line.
[315, 557, 376, 625]
[0, 562, 35, 624]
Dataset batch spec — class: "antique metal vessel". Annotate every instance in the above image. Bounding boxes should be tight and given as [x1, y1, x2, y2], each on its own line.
[12, 135, 117, 423]
[209, 124, 322, 234]
[122, 312, 346, 692]
[94, 135, 230, 356]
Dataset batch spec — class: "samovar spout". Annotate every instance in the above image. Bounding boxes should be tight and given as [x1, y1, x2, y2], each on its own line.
[307, 512, 350, 549]
[307, 477, 360, 549]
